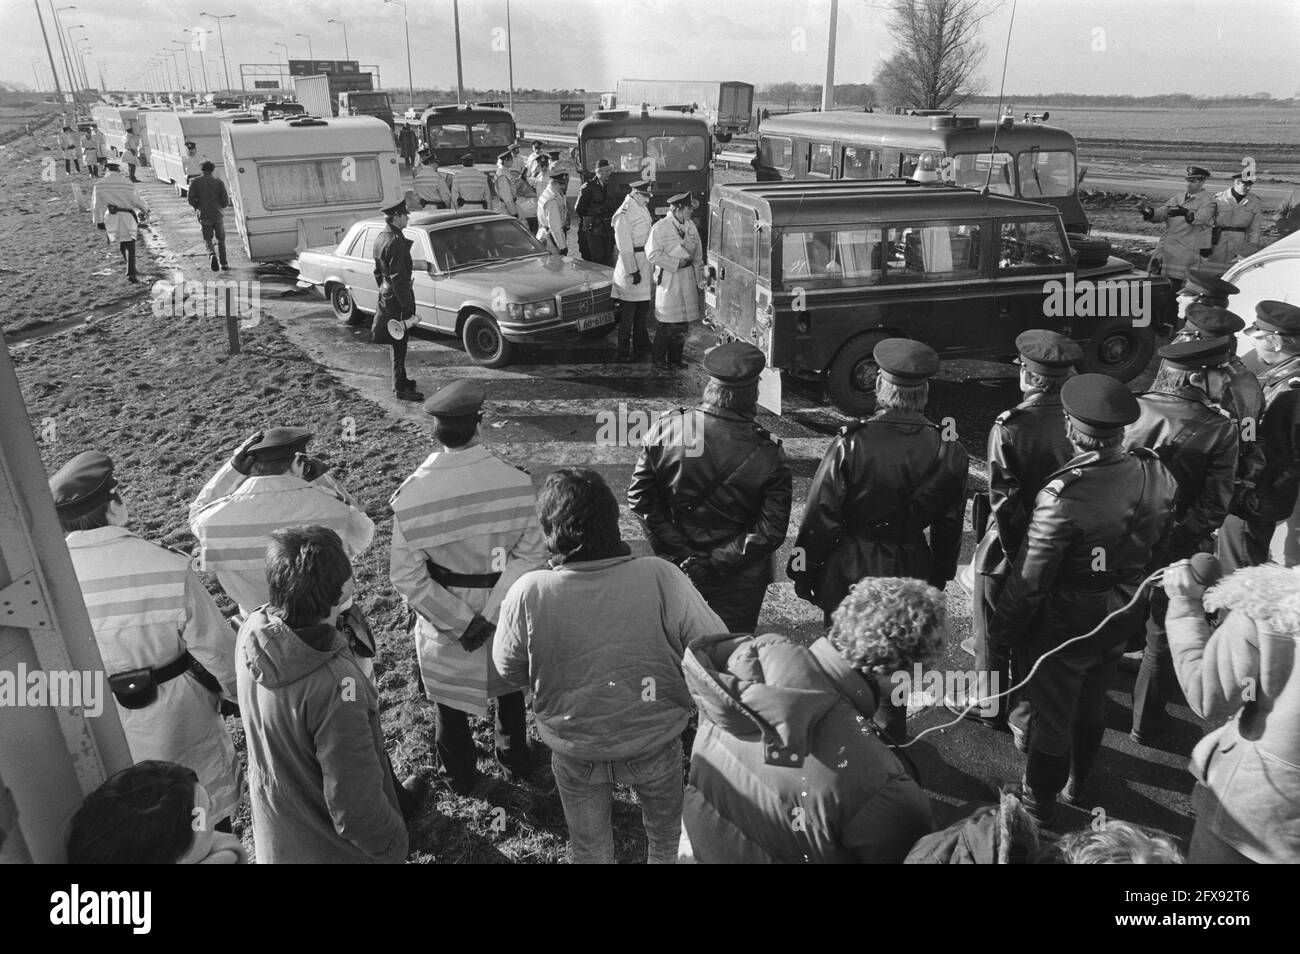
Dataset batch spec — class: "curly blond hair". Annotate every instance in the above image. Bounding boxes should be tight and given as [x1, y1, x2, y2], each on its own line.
[827, 577, 946, 675]
[1054, 821, 1184, 864]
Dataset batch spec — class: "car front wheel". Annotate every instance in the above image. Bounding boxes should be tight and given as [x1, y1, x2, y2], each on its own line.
[1080, 319, 1154, 382]
[462, 311, 515, 367]
[825, 332, 887, 418]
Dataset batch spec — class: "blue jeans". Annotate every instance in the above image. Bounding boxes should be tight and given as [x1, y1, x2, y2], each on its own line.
[551, 738, 684, 864]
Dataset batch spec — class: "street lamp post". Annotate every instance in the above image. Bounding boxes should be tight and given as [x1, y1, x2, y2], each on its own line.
[66, 25, 88, 91]
[506, 0, 514, 112]
[327, 18, 349, 60]
[273, 42, 289, 90]
[77, 44, 93, 92]
[171, 43, 195, 95]
[295, 33, 313, 62]
[51, 4, 79, 97]
[163, 49, 182, 93]
[200, 12, 236, 93]
[185, 28, 212, 93]
[384, 0, 413, 111]
[452, 0, 464, 103]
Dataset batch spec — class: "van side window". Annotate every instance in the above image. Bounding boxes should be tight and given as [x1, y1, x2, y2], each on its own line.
[997, 219, 1067, 271]
[808, 142, 833, 177]
[780, 228, 882, 286]
[842, 147, 880, 179]
[1017, 150, 1077, 198]
[885, 223, 982, 281]
[721, 204, 757, 272]
[759, 136, 792, 171]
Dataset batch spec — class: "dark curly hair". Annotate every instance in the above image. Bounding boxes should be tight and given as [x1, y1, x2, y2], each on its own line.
[827, 577, 946, 676]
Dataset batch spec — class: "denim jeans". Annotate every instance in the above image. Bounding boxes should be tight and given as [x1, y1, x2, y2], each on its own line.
[551, 738, 684, 864]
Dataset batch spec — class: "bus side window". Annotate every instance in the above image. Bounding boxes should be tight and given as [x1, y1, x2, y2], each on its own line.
[842, 146, 879, 180]
[808, 142, 833, 178]
[899, 153, 921, 179]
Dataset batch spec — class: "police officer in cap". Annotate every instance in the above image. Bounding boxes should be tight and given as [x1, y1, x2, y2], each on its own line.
[537, 166, 571, 255]
[450, 152, 490, 209]
[628, 342, 792, 632]
[1174, 302, 1266, 515]
[373, 199, 424, 402]
[389, 380, 546, 794]
[413, 148, 453, 210]
[1141, 166, 1217, 293]
[611, 180, 655, 362]
[965, 331, 1082, 738]
[57, 451, 242, 831]
[789, 338, 968, 739]
[989, 375, 1177, 824]
[1218, 300, 1300, 570]
[1180, 267, 1239, 311]
[576, 159, 616, 265]
[1125, 336, 1239, 746]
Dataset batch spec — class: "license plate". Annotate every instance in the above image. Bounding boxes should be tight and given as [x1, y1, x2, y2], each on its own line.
[576, 311, 613, 331]
[704, 287, 717, 309]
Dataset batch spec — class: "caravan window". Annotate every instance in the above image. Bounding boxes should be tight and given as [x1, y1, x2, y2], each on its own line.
[257, 158, 384, 211]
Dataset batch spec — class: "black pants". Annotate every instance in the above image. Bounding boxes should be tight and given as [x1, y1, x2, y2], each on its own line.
[1131, 588, 1189, 735]
[1217, 513, 1274, 573]
[579, 228, 613, 266]
[653, 321, 688, 365]
[200, 217, 228, 268]
[390, 334, 412, 392]
[434, 691, 530, 786]
[616, 299, 652, 357]
[118, 240, 138, 280]
[64, 157, 80, 173]
[971, 571, 1029, 728]
[127, 163, 138, 182]
[696, 577, 767, 633]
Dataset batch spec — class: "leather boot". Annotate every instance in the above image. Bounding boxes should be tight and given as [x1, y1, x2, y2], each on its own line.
[1063, 723, 1106, 805]
[1022, 746, 1070, 826]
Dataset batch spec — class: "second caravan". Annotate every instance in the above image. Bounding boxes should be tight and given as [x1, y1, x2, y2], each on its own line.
[222, 115, 403, 262]
[148, 110, 249, 194]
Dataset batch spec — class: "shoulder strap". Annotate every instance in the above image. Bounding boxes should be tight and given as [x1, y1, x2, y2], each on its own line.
[677, 426, 764, 515]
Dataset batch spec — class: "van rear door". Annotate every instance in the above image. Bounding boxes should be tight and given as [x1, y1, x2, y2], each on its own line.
[707, 200, 762, 342]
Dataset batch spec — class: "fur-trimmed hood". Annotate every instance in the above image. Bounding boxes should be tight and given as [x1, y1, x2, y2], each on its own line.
[1204, 564, 1300, 635]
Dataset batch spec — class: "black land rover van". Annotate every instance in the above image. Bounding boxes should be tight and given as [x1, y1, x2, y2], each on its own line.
[703, 180, 1172, 416]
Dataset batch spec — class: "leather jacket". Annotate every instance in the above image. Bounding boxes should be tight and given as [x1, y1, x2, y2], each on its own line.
[788, 409, 968, 611]
[628, 405, 792, 586]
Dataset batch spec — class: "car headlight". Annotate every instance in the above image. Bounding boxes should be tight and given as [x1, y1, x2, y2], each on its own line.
[505, 300, 555, 320]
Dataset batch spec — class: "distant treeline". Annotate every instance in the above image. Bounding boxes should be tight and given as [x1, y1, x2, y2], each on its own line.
[751, 83, 1296, 110]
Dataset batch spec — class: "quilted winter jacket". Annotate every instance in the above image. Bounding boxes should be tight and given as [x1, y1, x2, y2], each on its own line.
[682, 633, 933, 863]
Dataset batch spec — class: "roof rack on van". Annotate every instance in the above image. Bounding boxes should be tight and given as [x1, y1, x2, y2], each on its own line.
[288, 118, 330, 126]
[230, 117, 260, 124]
[929, 115, 980, 130]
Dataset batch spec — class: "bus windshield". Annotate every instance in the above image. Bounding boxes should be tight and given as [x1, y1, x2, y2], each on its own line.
[950, 152, 1014, 194]
[1017, 149, 1077, 198]
[583, 134, 709, 173]
[348, 93, 390, 108]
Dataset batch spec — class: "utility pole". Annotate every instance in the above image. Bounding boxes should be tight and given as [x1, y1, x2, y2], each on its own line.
[506, 0, 515, 112]
[328, 18, 350, 60]
[453, 0, 464, 103]
[50, 4, 78, 99]
[34, 1, 65, 105]
[821, 0, 837, 112]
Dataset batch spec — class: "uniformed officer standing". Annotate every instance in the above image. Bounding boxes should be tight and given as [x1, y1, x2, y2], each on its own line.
[1209, 171, 1264, 264]
[575, 159, 616, 265]
[628, 343, 792, 632]
[412, 149, 453, 210]
[58, 125, 80, 174]
[1218, 301, 1300, 571]
[493, 150, 524, 222]
[611, 180, 655, 363]
[373, 199, 424, 402]
[646, 192, 705, 371]
[1141, 165, 1217, 293]
[1123, 338, 1239, 745]
[536, 167, 571, 255]
[966, 331, 1081, 738]
[449, 152, 491, 209]
[389, 381, 547, 794]
[789, 338, 968, 739]
[1173, 303, 1266, 517]
[55, 452, 242, 830]
[989, 376, 1178, 824]
[189, 427, 375, 621]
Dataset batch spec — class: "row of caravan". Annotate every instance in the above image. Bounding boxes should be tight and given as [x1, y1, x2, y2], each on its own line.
[91, 105, 403, 262]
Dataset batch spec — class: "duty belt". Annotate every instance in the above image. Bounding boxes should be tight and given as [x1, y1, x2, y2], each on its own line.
[426, 559, 502, 589]
[856, 522, 919, 544]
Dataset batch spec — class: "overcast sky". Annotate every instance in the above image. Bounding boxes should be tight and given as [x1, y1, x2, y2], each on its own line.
[8, 0, 1298, 97]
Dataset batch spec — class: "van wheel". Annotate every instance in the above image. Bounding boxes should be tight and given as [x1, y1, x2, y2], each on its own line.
[1081, 319, 1153, 382]
[1069, 236, 1112, 268]
[826, 332, 887, 417]
[462, 311, 514, 367]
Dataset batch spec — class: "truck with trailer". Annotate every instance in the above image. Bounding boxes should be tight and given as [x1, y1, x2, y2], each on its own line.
[292, 74, 394, 128]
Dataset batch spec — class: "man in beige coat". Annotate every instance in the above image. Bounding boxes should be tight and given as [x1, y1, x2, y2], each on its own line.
[646, 192, 704, 372]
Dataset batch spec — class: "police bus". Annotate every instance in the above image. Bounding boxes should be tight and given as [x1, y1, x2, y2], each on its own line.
[419, 104, 517, 168]
[577, 106, 713, 239]
[753, 110, 1088, 233]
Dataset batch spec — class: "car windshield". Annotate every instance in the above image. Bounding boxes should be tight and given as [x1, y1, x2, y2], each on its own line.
[427, 219, 548, 270]
[1018, 149, 1078, 197]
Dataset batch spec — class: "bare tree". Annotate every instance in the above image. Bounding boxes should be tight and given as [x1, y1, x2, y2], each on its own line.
[874, 0, 997, 110]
